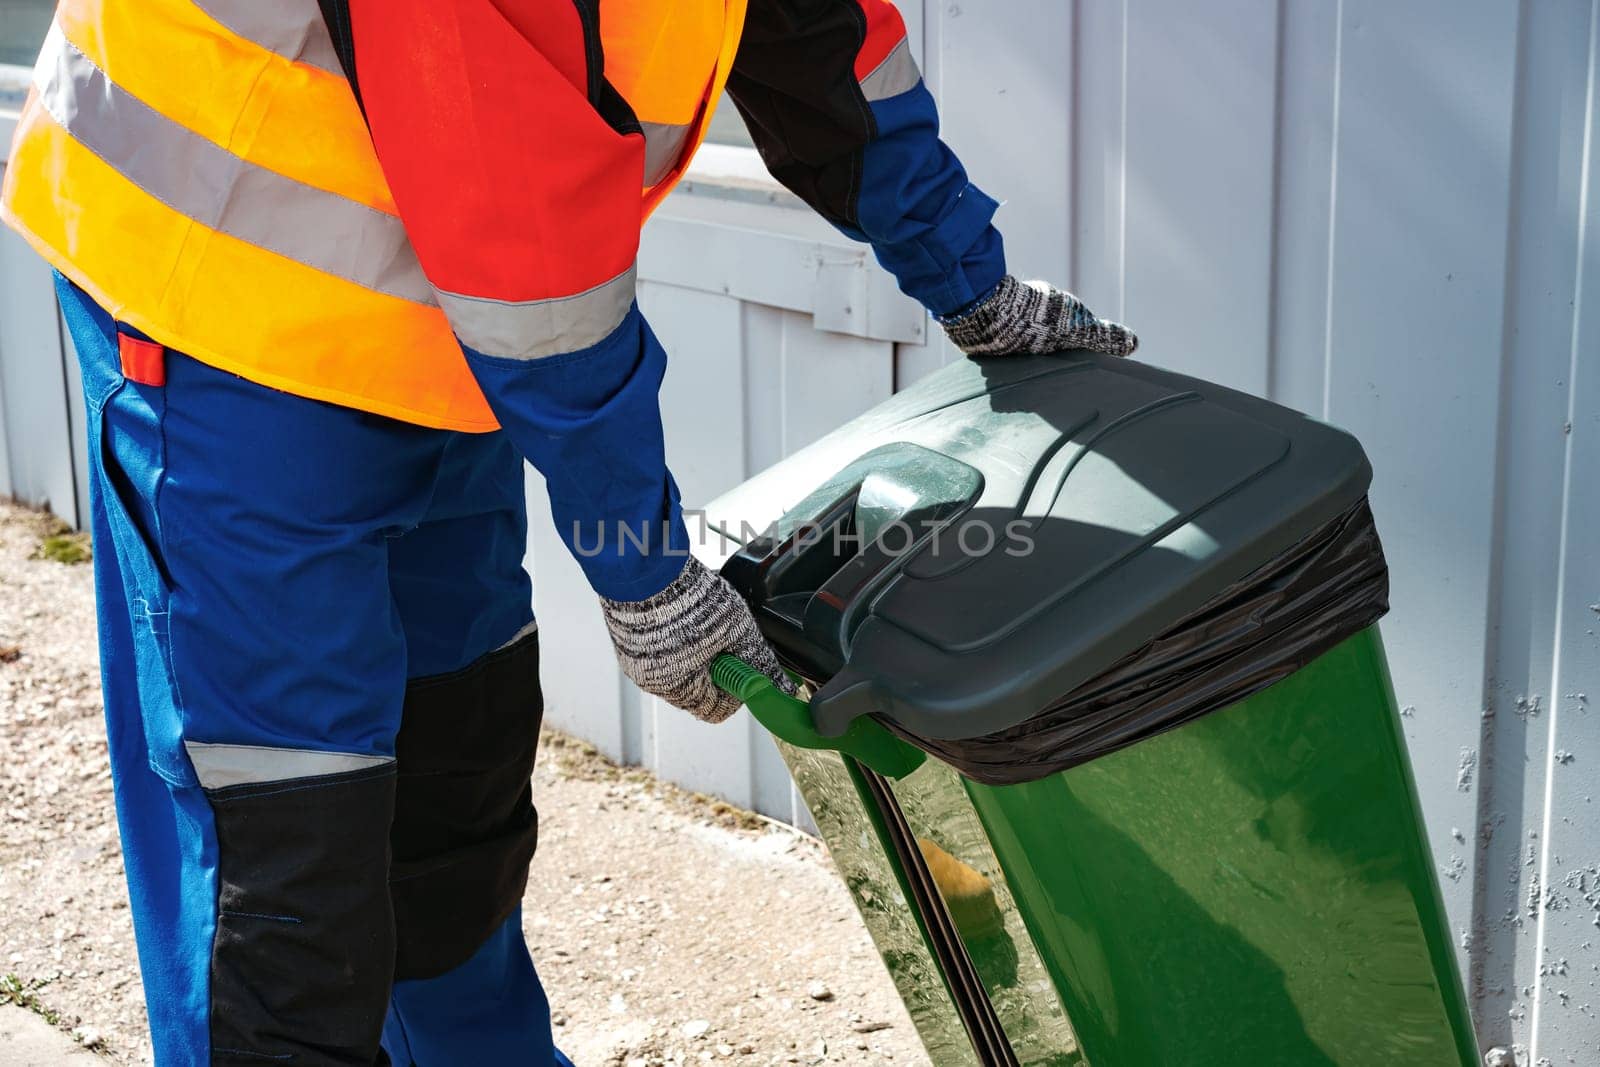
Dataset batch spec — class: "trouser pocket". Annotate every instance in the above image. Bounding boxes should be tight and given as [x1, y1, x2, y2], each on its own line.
[90, 346, 198, 788]
[390, 628, 543, 980]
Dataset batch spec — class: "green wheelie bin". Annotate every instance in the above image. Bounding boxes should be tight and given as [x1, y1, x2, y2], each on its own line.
[700, 351, 1477, 1066]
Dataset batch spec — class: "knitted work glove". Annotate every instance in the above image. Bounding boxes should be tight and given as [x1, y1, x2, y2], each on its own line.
[600, 556, 798, 723]
[941, 275, 1138, 357]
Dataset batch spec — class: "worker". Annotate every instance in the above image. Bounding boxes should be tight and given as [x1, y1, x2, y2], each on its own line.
[1, 1, 1136, 1063]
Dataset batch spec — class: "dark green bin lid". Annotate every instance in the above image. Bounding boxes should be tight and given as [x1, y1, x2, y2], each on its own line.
[702, 352, 1372, 742]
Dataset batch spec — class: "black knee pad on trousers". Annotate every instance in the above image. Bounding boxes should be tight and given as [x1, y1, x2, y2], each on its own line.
[390, 628, 543, 980]
[209, 763, 398, 1065]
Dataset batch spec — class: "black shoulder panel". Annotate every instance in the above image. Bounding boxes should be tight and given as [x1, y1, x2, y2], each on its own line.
[726, 0, 877, 229]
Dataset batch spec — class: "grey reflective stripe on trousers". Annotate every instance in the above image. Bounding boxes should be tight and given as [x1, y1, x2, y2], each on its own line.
[434, 264, 637, 360]
[860, 38, 921, 102]
[191, 0, 345, 76]
[185, 742, 393, 791]
[641, 120, 693, 187]
[32, 24, 437, 307]
[495, 620, 539, 652]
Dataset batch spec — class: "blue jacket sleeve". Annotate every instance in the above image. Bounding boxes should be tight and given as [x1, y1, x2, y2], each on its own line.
[725, 0, 1007, 317]
[462, 308, 690, 603]
[348, 0, 689, 603]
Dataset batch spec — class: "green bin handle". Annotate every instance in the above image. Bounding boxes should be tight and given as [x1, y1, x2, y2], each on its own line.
[711, 654, 926, 780]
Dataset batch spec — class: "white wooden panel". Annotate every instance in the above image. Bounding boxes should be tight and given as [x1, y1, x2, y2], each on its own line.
[1471, 2, 1595, 1051]
[639, 282, 761, 805]
[1268, 0, 1338, 414]
[896, 0, 923, 68]
[642, 281, 748, 508]
[1323, 3, 1521, 999]
[930, 0, 1072, 287]
[1070, 0, 1127, 314]
[641, 196, 926, 345]
[1528, 7, 1600, 1059]
[2, 109, 81, 522]
[0, 117, 13, 499]
[0, 222, 74, 515]
[740, 304, 787, 477]
[0, 334, 10, 500]
[749, 717, 803, 829]
[58, 307, 89, 528]
[525, 465, 627, 762]
[1122, 0, 1278, 394]
[777, 311, 895, 453]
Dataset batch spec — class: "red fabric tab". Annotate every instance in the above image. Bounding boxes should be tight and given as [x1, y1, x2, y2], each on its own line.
[118, 333, 165, 387]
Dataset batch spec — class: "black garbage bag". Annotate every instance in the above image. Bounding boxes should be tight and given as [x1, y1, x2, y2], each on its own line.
[886, 498, 1389, 785]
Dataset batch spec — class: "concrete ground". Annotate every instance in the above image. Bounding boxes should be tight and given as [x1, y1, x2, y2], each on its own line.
[0, 1005, 103, 1065]
[0, 500, 928, 1065]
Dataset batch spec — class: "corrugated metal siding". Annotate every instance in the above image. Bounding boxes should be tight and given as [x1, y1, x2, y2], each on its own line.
[2, 2, 1598, 1059]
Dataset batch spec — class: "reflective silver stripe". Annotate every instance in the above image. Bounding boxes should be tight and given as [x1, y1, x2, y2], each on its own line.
[191, 0, 345, 76]
[860, 38, 921, 102]
[495, 620, 539, 652]
[34, 25, 436, 307]
[435, 264, 637, 360]
[641, 120, 693, 187]
[185, 742, 393, 790]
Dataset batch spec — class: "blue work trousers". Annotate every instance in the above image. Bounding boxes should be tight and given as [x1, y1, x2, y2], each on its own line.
[58, 274, 572, 1066]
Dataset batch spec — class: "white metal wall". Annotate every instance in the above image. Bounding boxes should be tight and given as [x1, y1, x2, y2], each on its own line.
[1035, 6, 1599, 1065]
[2, 3, 1598, 1061]
[0, 102, 88, 530]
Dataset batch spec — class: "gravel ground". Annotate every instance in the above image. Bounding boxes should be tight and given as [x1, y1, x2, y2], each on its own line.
[0, 500, 928, 1065]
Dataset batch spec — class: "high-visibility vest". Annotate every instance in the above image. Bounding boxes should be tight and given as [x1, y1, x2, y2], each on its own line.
[0, 0, 745, 432]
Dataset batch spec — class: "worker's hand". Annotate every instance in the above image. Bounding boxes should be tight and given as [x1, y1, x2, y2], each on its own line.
[941, 275, 1138, 358]
[600, 557, 798, 722]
